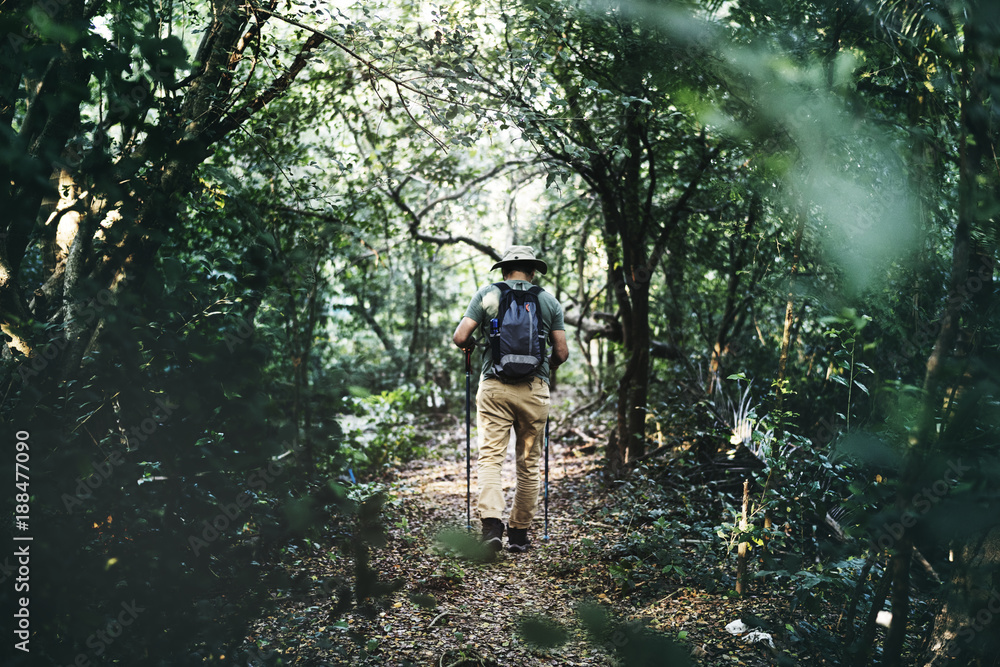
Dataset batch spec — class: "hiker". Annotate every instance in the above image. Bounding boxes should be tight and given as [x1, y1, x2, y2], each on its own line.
[452, 245, 569, 553]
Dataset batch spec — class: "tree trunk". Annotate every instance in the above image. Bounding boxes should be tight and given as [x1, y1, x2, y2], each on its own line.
[884, 542, 912, 666]
[1, 0, 88, 360]
[850, 559, 894, 666]
[572, 215, 600, 390]
[616, 280, 651, 464]
[408, 259, 423, 380]
[923, 528, 1000, 666]
[776, 216, 804, 405]
[904, 9, 997, 664]
[708, 198, 758, 394]
[1, 0, 323, 377]
[300, 260, 321, 477]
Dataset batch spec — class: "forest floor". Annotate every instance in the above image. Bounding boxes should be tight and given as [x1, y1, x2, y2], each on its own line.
[246, 412, 912, 666]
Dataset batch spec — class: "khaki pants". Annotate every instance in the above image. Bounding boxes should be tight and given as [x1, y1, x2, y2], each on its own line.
[476, 377, 550, 529]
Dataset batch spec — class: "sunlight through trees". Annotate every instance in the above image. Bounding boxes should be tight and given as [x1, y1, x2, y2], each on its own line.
[2, 0, 998, 664]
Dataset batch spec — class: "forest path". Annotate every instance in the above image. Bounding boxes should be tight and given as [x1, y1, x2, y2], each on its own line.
[248, 419, 807, 666]
[374, 438, 616, 666]
[246, 418, 635, 665]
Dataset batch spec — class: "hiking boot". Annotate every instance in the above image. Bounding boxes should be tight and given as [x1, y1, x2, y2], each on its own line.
[507, 527, 530, 552]
[481, 518, 505, 553]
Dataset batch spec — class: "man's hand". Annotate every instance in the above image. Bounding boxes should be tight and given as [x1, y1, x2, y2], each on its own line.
[453, 317, 480, 350]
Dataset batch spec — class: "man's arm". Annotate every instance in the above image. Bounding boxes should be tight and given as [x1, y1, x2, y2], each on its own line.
[550, 329, 569, 368]
[453, 317, 479, 349]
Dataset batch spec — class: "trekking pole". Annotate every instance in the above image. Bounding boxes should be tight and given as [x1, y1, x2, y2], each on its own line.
[464, 344, 473, 532]
[544, 417, 550, 540]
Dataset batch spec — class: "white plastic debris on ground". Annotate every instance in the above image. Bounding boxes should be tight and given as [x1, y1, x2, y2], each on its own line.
[743, 630, 775, 648]
[724, 619, 748, 635]
[725, 619, 776, 650]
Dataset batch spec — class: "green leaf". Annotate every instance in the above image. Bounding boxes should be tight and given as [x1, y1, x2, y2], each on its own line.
[519, 615, 569, 649]
[408, 592, 437, 609]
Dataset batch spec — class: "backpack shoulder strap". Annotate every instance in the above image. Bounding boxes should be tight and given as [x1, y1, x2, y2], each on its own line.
[487, 283, 508, 367]
[526, 285, 547, 352]
[493, 282, 542, 296]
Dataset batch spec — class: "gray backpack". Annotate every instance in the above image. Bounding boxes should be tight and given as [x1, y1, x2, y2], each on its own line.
[488, 283, 546, 381]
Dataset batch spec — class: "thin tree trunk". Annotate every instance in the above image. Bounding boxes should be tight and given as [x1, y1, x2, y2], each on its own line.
[408, 260, 423, 381]
[709, 196, 758, 393]
[736, 479, 750, 596]
[618, 281, 651, 463]
[923, 528, 1000, 666]
[604, 265, 623, 470]
[776, 216, 804, 406]
[884, 543, 912, 666]
[300, 260, 321, 478]
[891, 15, 984, 663]
[574, 219, 598, 392]
[851, 561, 893, 666]
[843, 551, 879, 653]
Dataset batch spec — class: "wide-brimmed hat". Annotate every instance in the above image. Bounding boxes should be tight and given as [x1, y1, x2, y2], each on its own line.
[490, 245, 548, 275]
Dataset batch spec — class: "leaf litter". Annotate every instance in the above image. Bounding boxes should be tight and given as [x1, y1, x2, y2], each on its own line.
[244, 422, 889, 665]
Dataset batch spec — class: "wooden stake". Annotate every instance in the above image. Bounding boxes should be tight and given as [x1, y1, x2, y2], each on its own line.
[737, 479, 749, 596]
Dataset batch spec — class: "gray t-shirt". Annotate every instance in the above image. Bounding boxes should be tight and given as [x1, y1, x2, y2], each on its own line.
[463, 279, 565, 384]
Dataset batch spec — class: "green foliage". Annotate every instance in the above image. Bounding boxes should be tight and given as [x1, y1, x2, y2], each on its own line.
[761, 557, 867, 614]
[608, 515, 690, 592]
[581, 461, 729, 597]
[3, 0, 1000, 663]
[341, 385, 435, 475]
[434, 529, 498, 564]
[518, 615, 570, 649]
[821, 309, 875, 428]
[513, 601, 693, 665]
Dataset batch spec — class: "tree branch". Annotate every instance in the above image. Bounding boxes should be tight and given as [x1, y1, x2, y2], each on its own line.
[647, 134, 718, 273]
[212, 30, 325, 141]
[249, 4, 472, 150]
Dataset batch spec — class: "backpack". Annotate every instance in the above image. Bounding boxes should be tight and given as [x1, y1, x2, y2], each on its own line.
[488, 282, 547, 382]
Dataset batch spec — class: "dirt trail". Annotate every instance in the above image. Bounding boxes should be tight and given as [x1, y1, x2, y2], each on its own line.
[247, 425, 818, 666]
[247, 424, 630, 666]
[358, 437, 617, 666]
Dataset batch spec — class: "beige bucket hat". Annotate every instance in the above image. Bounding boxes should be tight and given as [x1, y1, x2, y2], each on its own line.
[490, 245, 548, 275]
